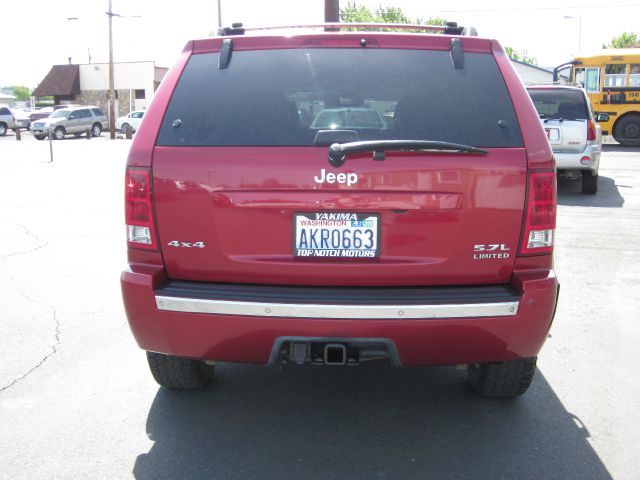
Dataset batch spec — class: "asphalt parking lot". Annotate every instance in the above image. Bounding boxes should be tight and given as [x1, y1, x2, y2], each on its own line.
[1, 131, 639, 479]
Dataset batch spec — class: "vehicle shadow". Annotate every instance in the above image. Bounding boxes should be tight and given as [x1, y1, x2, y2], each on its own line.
[133, 364, 611, 480]
[601, 143, 640, 153]
[557, 175, 624, 208]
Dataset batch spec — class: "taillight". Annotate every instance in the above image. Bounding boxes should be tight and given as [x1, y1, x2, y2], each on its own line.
[587, 120, 597, 141]
[125, 168, 158, 250]
[519, 171, 556, 256]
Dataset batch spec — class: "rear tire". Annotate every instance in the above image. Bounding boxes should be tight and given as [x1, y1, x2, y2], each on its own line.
[467, 357, 537, 398]
[34, 135, 45, 140]
[121, 123, 131, 134]
[613, 114, 640, 146]
[581, 171, 598, 194]
[0, 122, 7, 136]
[146, 351, 214, 389]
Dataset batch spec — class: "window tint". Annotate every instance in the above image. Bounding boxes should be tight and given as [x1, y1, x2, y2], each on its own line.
[0, 107, 10, 115]
[91, 108, 105, 116]
[75, 109, 91, 118]
[158, 49, 522, 147]
[604, 64, 626, 87]
[630, 64, 640, 87]
[50, 109, 70, 118]
[575, 67, 600, 93]
[527, 89, 589, 120]
[585, 68, 600, 92]
[132, 111, 144, 118]
[311, 108, 385, 130]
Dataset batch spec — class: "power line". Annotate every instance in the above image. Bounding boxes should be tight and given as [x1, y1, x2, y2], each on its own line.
[401, 3, 640, 14]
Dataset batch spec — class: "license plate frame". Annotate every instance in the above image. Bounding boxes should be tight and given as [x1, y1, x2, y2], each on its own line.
[544, 127, 560, 142]
[293, 212, 380, 258]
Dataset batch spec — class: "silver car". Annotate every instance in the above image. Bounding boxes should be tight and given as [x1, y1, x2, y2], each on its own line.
[0, 106, 15, 136]
[31, 106, 107, 140]
[527, 85, 605, 194]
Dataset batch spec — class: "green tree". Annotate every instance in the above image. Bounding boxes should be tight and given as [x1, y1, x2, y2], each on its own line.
[4, 85, 31, 101]
[602, 32, 639, 48]
[505, 46, 538, 66]
[339, 3, 446, 31]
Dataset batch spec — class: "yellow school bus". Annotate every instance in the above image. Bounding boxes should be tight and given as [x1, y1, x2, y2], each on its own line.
[554, 49, 640, 146]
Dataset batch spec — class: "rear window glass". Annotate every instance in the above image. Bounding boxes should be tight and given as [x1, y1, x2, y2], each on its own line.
[158, 48, 523, 148]
[528, 89, 588, 120]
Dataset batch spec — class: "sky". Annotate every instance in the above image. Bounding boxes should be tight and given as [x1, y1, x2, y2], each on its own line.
[2, 0, 640, 89]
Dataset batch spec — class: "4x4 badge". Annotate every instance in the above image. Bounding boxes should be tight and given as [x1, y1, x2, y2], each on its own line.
[167, 241, 205, 248]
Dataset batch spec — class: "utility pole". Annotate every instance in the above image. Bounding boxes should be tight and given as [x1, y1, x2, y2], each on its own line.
[325, 0, 339, 22]
[578, 16, 582, 51]
[107, 0, 116, 139]
[217, 0, 222, 28]
[324, 0, 339, 31]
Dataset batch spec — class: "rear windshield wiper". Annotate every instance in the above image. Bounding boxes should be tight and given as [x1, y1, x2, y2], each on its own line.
[543, 117, 586, 123]
[328, 140, 488, 167]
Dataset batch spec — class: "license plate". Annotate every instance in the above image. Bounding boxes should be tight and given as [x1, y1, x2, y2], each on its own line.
[293, 212, 380, 258]
[545, 128, 560, 142]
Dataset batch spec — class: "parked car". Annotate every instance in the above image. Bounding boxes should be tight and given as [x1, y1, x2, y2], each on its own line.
[29, 107, 54, 123]
[28, 105, 77, 124]
[121, 23, 559, 398]
[527, 85, 604, 194]
[11, 108, 32, 130]
[116, 110, 145, 133]
[0, 106, 15, 135]
[31, 106, 107, 140]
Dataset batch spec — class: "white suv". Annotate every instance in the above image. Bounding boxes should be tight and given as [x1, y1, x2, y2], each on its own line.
[527, 85, 604, 194]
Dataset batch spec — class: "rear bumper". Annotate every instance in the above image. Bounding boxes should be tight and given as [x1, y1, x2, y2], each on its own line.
[13, 119, 30, 129]
[121, 265, 559, 366]
[554, 143, 601, 173]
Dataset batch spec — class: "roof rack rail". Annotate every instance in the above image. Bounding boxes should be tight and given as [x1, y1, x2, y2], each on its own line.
[217, 22, 478, 36]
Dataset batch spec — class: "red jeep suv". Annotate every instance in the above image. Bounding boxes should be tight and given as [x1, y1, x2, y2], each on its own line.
[121, 23, 559, 397]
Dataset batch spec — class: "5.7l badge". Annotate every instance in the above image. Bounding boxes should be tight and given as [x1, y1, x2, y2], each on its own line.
[473, 244, 510, 259]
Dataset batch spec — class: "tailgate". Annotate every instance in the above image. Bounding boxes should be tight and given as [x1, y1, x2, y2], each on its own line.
[542, 119, 587, 152]
[153, 147, 526, 286]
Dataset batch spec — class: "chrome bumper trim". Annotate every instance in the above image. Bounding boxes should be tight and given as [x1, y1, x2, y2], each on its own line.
[155, 296, 519, 319]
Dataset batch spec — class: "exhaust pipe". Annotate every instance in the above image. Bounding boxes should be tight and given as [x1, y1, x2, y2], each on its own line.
[324, 343, 347, 365]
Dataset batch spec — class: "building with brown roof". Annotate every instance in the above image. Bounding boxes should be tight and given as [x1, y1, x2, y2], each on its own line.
[32, 65, 80, 104]
[33, 61, 167, 119]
